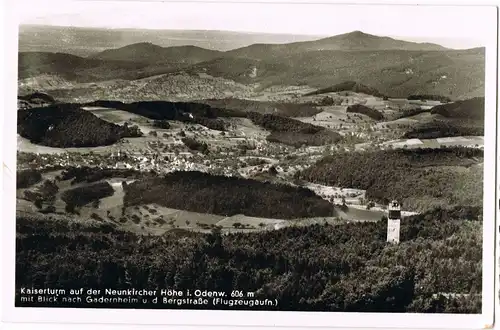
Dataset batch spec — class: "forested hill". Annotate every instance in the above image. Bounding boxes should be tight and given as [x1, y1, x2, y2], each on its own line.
[18, 52, 150, 81]
[403, 97, 485, 139]
[296, 147, 483, 212]
[123, 171, 335, 219]
[430, 97, 485, 120]
[225, 31, 448, 58]
[90, 43, 224, 64]
[197, 98, 322, 117]
[177, 49, 484, 99]
[17, 104, 143, 148]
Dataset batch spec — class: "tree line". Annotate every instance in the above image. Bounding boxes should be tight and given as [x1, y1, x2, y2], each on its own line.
[304, 81, 386, 98]
[198, 98, 322, 117]
[346, 104, 384, 121]
[407, 95, 452, 103]
[403, 120, 484, 139]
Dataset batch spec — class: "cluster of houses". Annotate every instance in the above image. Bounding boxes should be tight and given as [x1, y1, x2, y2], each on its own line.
[20, 152, 97, 171]
[108, 150, 199, 172]
[19, 131, 299, 178]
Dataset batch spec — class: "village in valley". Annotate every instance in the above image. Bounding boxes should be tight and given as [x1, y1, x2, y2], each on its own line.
[16, 87, 483, 236]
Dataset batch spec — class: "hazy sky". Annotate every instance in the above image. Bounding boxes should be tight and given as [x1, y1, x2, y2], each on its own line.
[18, 1, 496, 49]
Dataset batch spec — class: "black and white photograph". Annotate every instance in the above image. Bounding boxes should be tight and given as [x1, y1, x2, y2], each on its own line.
[1, 0, 498, 328]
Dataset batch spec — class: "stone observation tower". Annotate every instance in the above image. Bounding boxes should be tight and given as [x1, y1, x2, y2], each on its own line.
[387, 200, 401, 244]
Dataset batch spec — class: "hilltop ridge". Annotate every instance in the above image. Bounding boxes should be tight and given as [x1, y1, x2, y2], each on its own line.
[225, 30, 449, 59]
[90, 43, 224, 64]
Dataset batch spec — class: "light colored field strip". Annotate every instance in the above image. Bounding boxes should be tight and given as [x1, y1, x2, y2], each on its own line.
[436, 137, 471, 143]
[380, 136, 483, 149]
[405, 138, 424, 145]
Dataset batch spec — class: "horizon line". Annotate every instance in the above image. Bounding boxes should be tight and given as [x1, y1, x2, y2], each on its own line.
[19, 23, 327, 36]
[18, 24, 485, 51]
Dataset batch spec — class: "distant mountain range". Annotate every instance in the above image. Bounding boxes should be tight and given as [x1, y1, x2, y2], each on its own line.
[89, 30, 449, 64]
[18, 28, 485, 100]
[225, 31, 448, 59]
[19, 25, 325, 56]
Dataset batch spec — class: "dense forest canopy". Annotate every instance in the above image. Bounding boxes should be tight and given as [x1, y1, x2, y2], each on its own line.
[407, 95, 451, 103]
[430, 97, 484, 120]
[61, 181, 114, 209]
[123, 171, 335, 219]
[16, 205, 482, 312]
[18, 37, 485, 99]
[346, 104, 384, 120]
[17, 104, 143, 147]
[296, 147, 483, 211]
[181, 137, 210, 154]
[391, 107, 430, 120]
[247, 112, 323, 133]
[403, 120, 484, 139]
[247, 112, 342, 146]
[304, 81, 385, 98]
[401, 97, 485, 138]
[153, 120, 171, 129]
[83, 100, 246, 120]
[17, 169, 42, 189]
[198, 98, 322, 117]
[22, 100, 342, 146]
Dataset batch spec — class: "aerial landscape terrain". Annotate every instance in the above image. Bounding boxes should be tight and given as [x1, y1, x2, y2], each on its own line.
[15, 25, 485, 313]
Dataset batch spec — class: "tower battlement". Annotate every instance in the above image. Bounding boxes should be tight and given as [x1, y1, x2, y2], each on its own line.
[388, 200, 401, 220]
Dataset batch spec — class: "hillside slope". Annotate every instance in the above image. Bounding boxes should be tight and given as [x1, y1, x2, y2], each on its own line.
[430, 97, 485, 120]
[90, 43, 224, 64]
[197, 98, 322, 117]
[304, 81, 384, 97]
[226, 31, 447, 59]
[41, 73, 256, 102]
[402, 97, 485, 139]
[17, 104, 143, 147]
[296, 147, 483, 212]
[178, 48, 485, 99]
[18, 34, 485, 100]
[18, 52, 150, 82]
